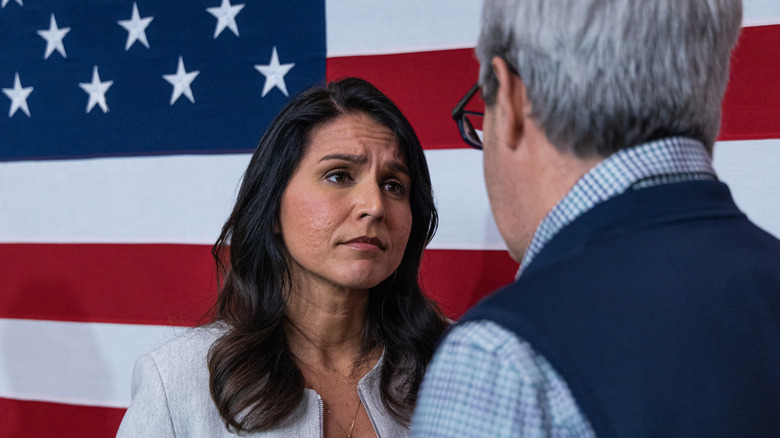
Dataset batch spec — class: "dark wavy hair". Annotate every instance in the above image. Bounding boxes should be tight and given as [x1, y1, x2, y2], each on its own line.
[207, 77, 448, 433]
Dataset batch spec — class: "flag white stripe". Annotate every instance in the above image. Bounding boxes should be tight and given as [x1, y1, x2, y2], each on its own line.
[712, 140, 780, 238]
[325, 0, 780, 57]
[0, 318, 183, 408]
[0, 153, 244, 245]
[325, 0, 481, 57]
[742, 0, 780, 27]
[2, 140, 780, 248]
[0, 149, 505, 249]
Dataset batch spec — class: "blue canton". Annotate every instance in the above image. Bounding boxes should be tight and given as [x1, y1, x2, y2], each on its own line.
[0, 0, 326, 161]
[410, 137, 716, 438]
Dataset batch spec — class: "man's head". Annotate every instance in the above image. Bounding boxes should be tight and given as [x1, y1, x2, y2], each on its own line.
[476, 0, 742, 261]
[477, 0, 742, 157]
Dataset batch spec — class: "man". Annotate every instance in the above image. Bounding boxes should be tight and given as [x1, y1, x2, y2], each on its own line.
[411, 1, 780, 437]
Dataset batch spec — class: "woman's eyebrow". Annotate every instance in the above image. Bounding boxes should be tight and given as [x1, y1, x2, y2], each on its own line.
[388, 161, 410, 177]
[319, 153, 366, 164]
[319, 153, 409, 176]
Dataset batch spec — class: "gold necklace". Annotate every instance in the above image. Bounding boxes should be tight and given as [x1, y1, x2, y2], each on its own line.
[324, 400, 361, 438]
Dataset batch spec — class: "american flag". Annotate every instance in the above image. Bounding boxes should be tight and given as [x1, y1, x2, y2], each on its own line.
[1, 0, 779, 436]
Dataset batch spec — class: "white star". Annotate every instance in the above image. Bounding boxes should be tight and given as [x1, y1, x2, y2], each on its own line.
[163, 56, 199, 105]
[79, 66, 113, 113]
[254, 47, 295, 97]
[37, 14, 70, 60]
[2, 73, 33, 118]
[118, 2, 153, 51]
[206, 0, 244, 38]
[1, 0, 24, 8]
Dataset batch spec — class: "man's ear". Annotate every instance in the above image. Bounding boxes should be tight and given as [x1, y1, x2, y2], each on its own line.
[490, 56, 528, 151]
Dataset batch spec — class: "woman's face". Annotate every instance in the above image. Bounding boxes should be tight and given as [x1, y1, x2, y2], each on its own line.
[278, 113, 413, 293]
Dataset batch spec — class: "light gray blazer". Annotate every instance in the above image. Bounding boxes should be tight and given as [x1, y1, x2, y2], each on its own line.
[116, 325, 408, 437]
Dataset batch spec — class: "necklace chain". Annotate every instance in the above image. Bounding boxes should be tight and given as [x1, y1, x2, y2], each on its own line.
[325, 400, 361, 438]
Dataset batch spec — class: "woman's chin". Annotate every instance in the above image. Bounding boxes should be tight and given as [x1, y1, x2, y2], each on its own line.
[333, 269, 394, 291]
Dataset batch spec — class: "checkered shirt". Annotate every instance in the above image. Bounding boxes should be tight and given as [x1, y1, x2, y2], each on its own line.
[410, 137, 716, 437]
[520, 137, 715, 274]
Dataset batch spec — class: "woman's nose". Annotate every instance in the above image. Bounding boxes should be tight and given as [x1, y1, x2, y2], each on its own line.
[355, 181, 385, 222]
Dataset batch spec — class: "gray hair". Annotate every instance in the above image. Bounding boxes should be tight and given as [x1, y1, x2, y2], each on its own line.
[477, 0, 742, 157]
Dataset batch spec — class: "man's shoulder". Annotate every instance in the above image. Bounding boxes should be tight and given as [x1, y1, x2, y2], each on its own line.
[441, 320, 554, 380]
[445, 320, 518, 352]
[416, 320, 594, 436]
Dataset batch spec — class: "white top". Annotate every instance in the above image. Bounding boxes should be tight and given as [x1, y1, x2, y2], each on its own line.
[116, 325, 408, 437]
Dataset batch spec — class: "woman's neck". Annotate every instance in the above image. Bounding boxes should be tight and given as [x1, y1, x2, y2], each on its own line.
[284, 283, 370, 372]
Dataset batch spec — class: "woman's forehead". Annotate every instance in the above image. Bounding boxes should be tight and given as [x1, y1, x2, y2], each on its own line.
[305, 114, 404, 162]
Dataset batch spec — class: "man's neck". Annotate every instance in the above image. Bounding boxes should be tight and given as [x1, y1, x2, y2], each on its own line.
[519, 137, 603, 256]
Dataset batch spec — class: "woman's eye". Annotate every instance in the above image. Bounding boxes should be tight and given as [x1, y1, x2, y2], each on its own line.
[384, 180, 407, 196]
[326, 171, 351, 184]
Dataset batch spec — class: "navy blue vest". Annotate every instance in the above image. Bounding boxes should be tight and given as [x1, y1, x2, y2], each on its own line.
[460, 181, 780, 437]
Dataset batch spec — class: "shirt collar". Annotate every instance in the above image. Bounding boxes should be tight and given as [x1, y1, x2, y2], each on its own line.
[518, 137, 716, 276]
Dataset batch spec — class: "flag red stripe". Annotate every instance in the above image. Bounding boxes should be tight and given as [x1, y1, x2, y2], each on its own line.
[0, 244, 518, 325]
[327, 48, 480, 150]
[0, 397, 126, 438]
[420, 249, 519, 318]
[327, 25, 780, 147]
[720, 24, 780, 141]
[0, 244, 218, 327]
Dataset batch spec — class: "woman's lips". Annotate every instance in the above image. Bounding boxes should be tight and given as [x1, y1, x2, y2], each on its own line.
[344, 236, 385, 251]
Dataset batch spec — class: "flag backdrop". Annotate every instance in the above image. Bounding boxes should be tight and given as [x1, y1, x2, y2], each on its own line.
[1, 0, 779, 436]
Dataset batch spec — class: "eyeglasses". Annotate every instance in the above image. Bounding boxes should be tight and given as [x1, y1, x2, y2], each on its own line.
[452, 82, 484, 149]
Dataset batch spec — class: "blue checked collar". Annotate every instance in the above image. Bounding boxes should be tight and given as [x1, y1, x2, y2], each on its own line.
[518, 137, 716, 276]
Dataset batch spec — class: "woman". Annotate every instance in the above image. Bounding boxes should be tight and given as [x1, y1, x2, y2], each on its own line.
[117, 78, 448, 437]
